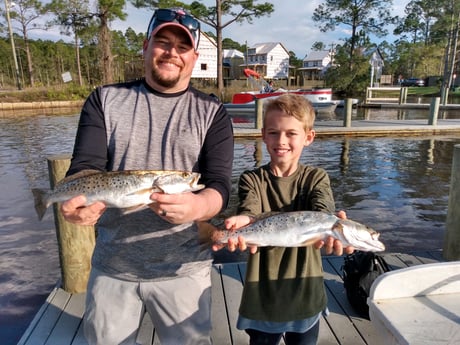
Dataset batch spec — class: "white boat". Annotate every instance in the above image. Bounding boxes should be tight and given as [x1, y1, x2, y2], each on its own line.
[333, 98, 360, 107]
[230, 68, 337, 113]
[368, 261, 460, 345]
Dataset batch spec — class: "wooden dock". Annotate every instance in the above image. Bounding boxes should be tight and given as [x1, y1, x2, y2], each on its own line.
[17, 250, 447, 345]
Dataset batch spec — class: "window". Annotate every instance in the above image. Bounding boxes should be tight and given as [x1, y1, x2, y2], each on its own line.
[201, 64, 207, 70]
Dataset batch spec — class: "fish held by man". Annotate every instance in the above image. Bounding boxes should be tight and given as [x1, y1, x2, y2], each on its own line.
[32, 170, 205, 220]
[199, 211, 385, 252]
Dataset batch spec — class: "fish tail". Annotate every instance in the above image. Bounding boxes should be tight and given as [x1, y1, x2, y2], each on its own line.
[31, 188, 49, 221]
[196, 221, 227, 248]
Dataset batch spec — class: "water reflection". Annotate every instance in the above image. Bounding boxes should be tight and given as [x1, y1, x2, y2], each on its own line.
[0, 113, 459, 344]
[227, 135, 460, 253]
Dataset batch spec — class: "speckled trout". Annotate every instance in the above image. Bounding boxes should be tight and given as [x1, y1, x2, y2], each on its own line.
[32, 170, 204, 220]
[201, 211, 385, 252]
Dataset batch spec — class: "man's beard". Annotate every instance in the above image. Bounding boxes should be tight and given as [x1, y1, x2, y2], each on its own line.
[150, 64, 180, 88]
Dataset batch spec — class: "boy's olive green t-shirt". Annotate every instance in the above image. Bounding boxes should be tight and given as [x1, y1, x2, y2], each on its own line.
[237, 163, 335, 322]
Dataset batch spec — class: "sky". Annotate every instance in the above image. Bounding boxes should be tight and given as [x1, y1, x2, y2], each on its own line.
[24, 0, 409, 58]
[110, 0, 410, 59]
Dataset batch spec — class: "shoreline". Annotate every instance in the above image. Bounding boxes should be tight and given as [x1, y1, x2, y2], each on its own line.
[2, 101, 460, 139]
[0, 100, 84, 111]
[0, 101, 84, 118]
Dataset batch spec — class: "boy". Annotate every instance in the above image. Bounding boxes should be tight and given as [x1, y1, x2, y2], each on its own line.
[222, 94, 351, 345]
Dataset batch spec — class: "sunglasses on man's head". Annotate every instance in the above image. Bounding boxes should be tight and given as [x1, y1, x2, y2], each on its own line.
[146, 8, 200, 50]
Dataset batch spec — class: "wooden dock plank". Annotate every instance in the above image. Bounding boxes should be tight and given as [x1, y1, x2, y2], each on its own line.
[322, 259, 369, 345]
[135, 309, 154, 345]
[318, 316, 340, 345]
[218, 263, 249, 345]
[210, 265, 232, 344]
[70, 323, 86, 345]
[45, 292, 85, 345]
[18, 286, 71, 345]
[17, 251, 445, 345]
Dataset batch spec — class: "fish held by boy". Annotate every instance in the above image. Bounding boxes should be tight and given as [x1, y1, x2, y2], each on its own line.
[199, 211, 385, 252]
[32, 170, 205, 220]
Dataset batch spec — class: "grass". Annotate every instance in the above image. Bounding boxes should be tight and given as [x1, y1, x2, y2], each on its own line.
[0, 85, 94, 103]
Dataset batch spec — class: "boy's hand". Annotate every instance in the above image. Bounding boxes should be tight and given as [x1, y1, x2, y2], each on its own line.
[315, 210, 355, 255]
[212, 215, 258, 254]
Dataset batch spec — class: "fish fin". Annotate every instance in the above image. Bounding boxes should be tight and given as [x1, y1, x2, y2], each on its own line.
[120, 204, 149, 215]
[31, 188, 49, 221]
[191, 184, 205, 192]
[155, 184, 206, 194]
[127, 188, 154, 196]
[196, 221, 226, 250]
[252, 211, 282, 222]
[299, 234, 323, 247]
[58, 169, 102, 184]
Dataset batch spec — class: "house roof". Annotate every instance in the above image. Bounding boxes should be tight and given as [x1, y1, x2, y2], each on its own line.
[303, 50, 331, 61]
[223, 49, 244, 58]
[250, 42, 289, 55]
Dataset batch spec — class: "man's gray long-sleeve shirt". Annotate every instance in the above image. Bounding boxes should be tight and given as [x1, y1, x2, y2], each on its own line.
[67, 79, 234, 281]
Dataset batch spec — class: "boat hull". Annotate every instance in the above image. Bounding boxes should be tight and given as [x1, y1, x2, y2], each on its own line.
[232, 88, 333, 104]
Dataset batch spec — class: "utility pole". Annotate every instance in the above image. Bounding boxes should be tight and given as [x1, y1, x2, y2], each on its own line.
[4, 0, 21, 90]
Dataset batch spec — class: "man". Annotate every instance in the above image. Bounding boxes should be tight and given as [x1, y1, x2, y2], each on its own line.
[264, 80, 275, 93]
[61, 8, 233, 345]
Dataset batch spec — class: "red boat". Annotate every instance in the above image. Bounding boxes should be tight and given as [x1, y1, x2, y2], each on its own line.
[231, 88, 334, 105]
[234, 68, 335, 106]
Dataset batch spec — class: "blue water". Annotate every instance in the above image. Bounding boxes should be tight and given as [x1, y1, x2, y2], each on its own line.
[0, 112, 459, 344]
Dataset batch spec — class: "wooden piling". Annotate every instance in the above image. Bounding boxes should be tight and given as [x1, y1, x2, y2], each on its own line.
[47, 155, 95, 293]
[398, 87, 408, 104]
[255, 98, 264, 129]
[343, 98, 352, 127]
[428, 97, 440, 125]
[443, 144, 460, 261]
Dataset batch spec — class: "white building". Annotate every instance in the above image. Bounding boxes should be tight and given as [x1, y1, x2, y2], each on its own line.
[297, 50, 334, 81]
[192, 32, 217, 79]
[245, 42, 290, 79]
[223, 49, 245, 79]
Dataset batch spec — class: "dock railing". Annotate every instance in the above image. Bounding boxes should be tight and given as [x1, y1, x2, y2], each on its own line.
[365, 87, 408, 104]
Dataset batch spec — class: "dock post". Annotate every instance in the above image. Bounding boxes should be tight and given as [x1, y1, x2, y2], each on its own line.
[398, 87, 408, 104]
[365, 87, 371, 104]
[255, 98, 264, 129]
[343, 98, 352, 127]
[443, 144, 460, 261]
[47, 155, 95, 293]
[428, 97, 440, 125]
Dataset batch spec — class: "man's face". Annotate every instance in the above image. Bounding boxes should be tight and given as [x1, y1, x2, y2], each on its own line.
[143, 26, 199, 93]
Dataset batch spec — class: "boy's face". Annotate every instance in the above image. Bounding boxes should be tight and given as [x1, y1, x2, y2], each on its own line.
[262, 109, 315, 169]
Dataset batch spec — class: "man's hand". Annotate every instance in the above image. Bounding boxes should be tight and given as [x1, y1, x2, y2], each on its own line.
[61, 195, 106, 226]
[315, 210, 355, 255]
[149, 188, 223, 224]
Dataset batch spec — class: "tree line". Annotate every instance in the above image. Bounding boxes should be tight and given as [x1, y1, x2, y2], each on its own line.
[0, 0, 459, 99]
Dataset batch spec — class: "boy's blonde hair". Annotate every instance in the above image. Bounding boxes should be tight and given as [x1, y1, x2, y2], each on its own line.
[263, 93, 315, 131]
